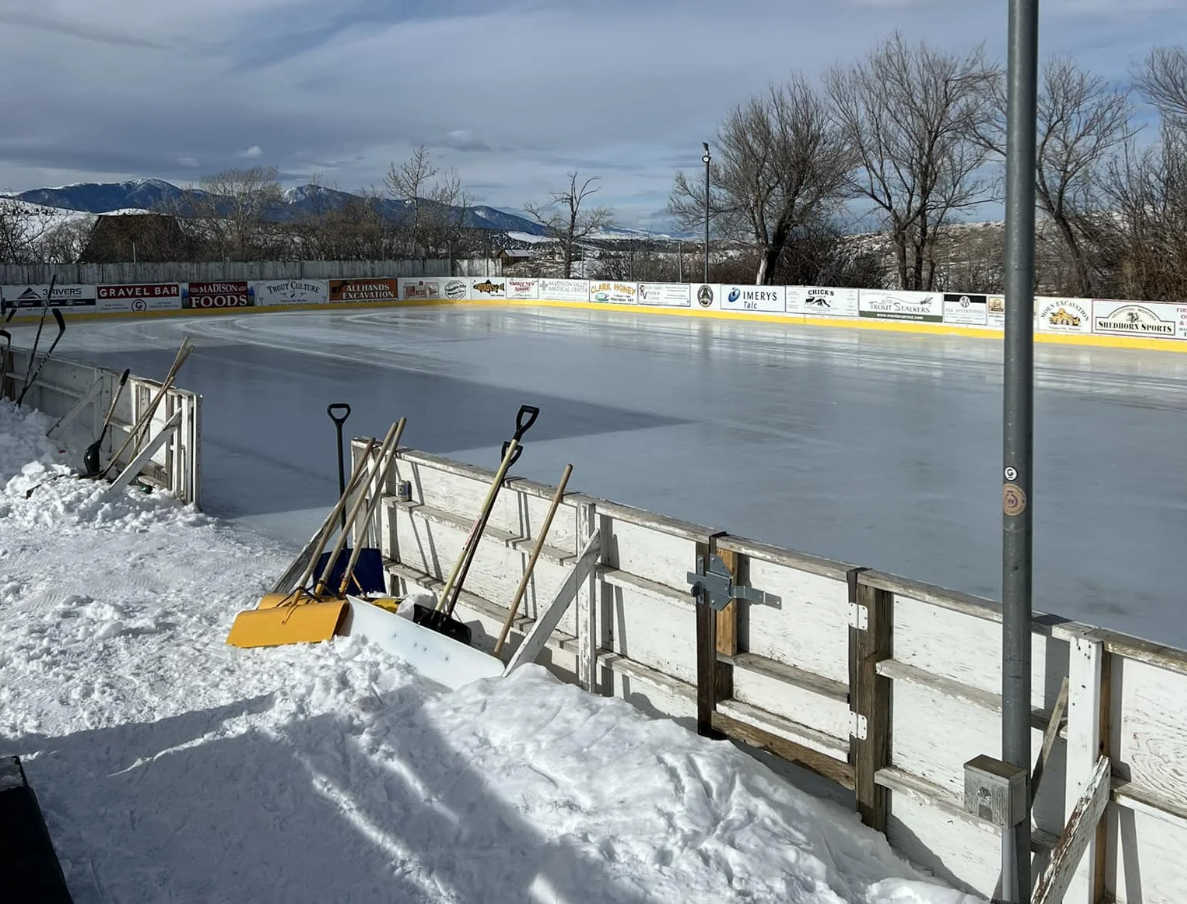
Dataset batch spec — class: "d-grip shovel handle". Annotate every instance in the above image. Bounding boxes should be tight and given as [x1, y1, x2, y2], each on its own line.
[514, 404, 539, 439]
[327, 403, 351, 427]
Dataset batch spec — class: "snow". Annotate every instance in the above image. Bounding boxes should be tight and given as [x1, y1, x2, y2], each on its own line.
[0, 398, 984, 903]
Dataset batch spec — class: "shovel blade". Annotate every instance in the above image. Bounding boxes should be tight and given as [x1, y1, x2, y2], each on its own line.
[226, 600, 347, 648]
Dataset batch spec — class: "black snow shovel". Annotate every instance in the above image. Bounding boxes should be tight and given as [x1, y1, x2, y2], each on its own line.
[328, 402, 351, 530]
[83, 369, 131, 477]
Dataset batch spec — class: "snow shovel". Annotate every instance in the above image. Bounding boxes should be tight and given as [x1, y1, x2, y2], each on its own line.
[83, 369, 130, 477]
[327, 402, 351, 530]
[226, 437, 379, 648]
[412, 404, 539, 644]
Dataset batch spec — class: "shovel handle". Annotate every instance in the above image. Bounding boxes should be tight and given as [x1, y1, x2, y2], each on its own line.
[500, 441, 523, 468]
[327, 403, 351, 427]
[514, 404, 539, 440]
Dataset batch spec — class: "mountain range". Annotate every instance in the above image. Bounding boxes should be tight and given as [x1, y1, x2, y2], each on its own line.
[2, 178, 692, 241]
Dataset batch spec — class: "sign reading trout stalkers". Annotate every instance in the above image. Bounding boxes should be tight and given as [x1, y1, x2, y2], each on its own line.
[96, 283, 182, 313]
[183, 281, 249, 309]
[858, 290, 942, 322]
[250, 279, 329, 306]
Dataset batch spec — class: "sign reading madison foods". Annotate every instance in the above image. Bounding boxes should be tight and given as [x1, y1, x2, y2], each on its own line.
[186, 281, 249, 308]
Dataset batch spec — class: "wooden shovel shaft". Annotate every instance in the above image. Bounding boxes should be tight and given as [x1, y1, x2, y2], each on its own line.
[298, 438, 376, 593]
[101, 339, 192, 477]
[494, 463, 573, 655]
[337, 418, 407, 596]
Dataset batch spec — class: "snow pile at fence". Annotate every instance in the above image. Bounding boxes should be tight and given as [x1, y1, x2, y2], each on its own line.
[0, 398, 984, 903]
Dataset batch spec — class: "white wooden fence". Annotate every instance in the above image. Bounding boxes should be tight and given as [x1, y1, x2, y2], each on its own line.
[354, 439, 1187, 903]
[3, 349, 201, 507]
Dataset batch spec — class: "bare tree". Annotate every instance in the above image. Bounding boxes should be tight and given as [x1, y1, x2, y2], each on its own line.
[159, 165, 287, 260]
[668, 76, 854, 285]
[524, 171, 614, 278]
[0, 199, 58, 264]
[825, 32, 1000, 290]
[1135, 46, 1187, 127]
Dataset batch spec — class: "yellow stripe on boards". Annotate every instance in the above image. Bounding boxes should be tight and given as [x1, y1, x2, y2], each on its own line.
[6, 295, 1187, 353]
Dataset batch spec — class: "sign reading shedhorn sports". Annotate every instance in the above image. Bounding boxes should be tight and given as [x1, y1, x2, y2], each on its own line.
[329, 279, 399, 302]
[184, 281, 249, 308]
[1092, 300, 1187, 340]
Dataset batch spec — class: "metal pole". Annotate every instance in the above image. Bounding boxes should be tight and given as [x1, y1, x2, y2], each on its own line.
[1001, 0, 1039, 899]
[702, 142, 711, 283]
[677, 241, 683, 282]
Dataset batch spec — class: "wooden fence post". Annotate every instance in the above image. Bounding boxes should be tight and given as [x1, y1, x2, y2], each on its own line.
[695, 533, 729, 739]
[575, 501, 601, 694]
[849, 569, 893, 833]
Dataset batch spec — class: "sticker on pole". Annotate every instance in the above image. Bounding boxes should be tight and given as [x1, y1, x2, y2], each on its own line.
[1003, 483, 1027, 516]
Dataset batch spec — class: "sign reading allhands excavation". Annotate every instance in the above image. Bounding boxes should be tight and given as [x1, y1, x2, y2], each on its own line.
[183, 281, 249, 309]
[96, 283, 182, 313]
[329, 278, 399, 302]
[1, 284, 97, 308]
[1091, 299, 1187, 340]
[786, 286, 858, 318]
[637, 283, 691, 307]
[250, 279, 329, 306]
[720, 285, 785, 313]
[858, 290, 942, 322]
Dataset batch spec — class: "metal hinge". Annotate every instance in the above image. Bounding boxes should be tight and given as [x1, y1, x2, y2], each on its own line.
[686, 554, 772, 611]
[849, 603, 868, 630]
[850, 712, 868, 740]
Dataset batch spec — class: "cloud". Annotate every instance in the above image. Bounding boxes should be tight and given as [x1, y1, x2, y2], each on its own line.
[0, 0, 1182, 229]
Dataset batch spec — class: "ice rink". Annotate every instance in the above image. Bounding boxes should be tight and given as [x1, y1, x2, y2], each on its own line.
[13, 303, 1187, 647]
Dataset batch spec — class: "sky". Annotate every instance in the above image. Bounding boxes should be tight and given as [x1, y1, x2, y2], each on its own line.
[0, 0, 1183, 231]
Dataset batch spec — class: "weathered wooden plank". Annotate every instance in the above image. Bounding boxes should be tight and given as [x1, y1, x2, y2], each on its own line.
[603, 581, 698, 685]
[1113, 655, 1187, 809]
[695, 539, 719, 738]
[591, 497, 720, 544]
[728, 661, 850, 742]
[1063, 628, 1106, 904]
[1034, 756, 1111, 904]
[602, 515, 701, 592]
[711, 711, 855, 790]
[851, 578, 892, 833]
[715, 534, 853, 581]
[575, 502, 601, 693]
[744, 557, 850, 685]
[599, 650, 699, 727]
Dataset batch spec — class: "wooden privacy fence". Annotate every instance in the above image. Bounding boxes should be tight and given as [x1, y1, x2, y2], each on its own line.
[353, 440, 1187, 903]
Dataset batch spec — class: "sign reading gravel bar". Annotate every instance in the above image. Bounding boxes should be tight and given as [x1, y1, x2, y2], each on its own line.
[589, 281, 636, 304]
[97, 283, 182, 313]
[859, 290, 941, 322]
[251, 279, 329, 306]
[637, 283, 690, 307]
[786, 286, 858, 317]
[942, 293, 988, 326]
[470, 278, 506, 298]
[399, 279, 443, 300]
[329, 278, 399, 302]
[505, 278, 538, 299]
[1092, 300, 1187, 339]
[184, 281, 249, 308]
[2, 284, 96, 307]
[720, 285, 785, 312]
[1037, 298, 1091, 333]
[538, 278, 590, 302]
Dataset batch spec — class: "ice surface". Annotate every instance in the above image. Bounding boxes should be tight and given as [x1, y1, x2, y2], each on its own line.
[0, 399, 982, 903]
[12, 303, 1187, 648]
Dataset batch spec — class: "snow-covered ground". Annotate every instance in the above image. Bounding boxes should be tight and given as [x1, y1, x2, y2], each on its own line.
[0, 398, 982, 903]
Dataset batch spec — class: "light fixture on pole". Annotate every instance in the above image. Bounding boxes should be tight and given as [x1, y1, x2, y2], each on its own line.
[702, 142, 711, 283]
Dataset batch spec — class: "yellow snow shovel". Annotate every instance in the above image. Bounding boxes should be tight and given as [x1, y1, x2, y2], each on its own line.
[225, 435, 380, 648]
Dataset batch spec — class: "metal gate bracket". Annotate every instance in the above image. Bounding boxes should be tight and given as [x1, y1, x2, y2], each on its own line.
[850, 712, 868, 740]
[686, 554, 772, 611]
[849, 603, 869, 631]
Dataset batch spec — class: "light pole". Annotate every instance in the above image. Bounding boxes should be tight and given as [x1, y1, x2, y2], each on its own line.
[702, 142, 711, 283]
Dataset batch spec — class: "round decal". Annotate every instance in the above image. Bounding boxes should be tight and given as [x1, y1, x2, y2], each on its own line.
[1004, 467, 1017, 481]
[444, 280, 468, 300]
[696, 285, 714, 308]
[131, 299, 147, 312]
[1002, 483, 1027, 516]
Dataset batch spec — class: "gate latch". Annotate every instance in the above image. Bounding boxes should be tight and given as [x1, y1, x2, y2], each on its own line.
[687, 555, 772, 611]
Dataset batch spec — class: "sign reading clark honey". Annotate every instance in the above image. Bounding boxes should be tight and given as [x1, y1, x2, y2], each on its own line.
[1091, 300, 1187, 340]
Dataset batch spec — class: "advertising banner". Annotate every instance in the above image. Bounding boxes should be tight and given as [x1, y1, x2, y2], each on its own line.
[251, 279, 329, 306]
[637, 283, 691, 307]
[183, 281, 249, 309]
[858, 290, 942, 322]
[399, 278, 444, 300]
[470, 277, 507, 299]
[97, 283, 182, 313]
[505, 278, 539, 300]
[588, 281, 637, 305]
[720, 284, 785, 313]
[2, 284, 96, 308]
[1091, 299, 1187, 340]
[329, 278, 399, 302]
[987, 295, 1005, 329]
[786, 286, 858, 318]
[942, 293, 988, 326]
[692, 284, 718, 310]
[1035, 297, 1091, 334]
[537, 278, 590, 302]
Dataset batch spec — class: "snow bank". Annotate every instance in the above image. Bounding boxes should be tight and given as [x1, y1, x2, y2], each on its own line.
[0, 398, 985, 903]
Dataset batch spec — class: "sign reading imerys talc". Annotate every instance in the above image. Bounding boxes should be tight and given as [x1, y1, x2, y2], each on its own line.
[1036, 297, 1091, 334]
[400, 278, 445, 300]
[786, 286, 858, 318]
[637, 283, 690, 307]
[2, 283, 97, 307]
[859, 290, 942, 322]
[250, 279, 329, 306]
[97, 283, 182, 313]
[1091, 299, 1187, 340]
[537, 278, 590, 302]
[942, 292, 989, 326]
[588, 281, 637, 304]
[720, 284, 785, 313]
[470, 277, 507, 299]
[329, 278, 399, 302]
[184, 281, 249, 309]
[504, 278, 539, 299]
